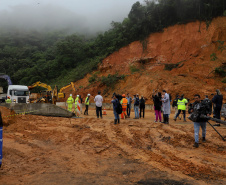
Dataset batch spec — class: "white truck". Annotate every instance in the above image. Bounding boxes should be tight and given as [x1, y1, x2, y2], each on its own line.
[7, 85, 30, 103]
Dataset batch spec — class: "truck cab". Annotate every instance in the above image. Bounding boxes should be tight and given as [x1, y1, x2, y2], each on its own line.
[7, 85, 30, 103]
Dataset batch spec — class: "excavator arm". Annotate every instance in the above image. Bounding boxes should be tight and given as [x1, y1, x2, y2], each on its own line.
[58, 82, 76, 99]
[29, 81, 52, 91]
[0, 74, 13, 85]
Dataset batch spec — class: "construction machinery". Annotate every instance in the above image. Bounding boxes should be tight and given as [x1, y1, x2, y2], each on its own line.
[58, 82, 76, 99]
[28, 81, 58, 104]
[29, 81, 76, 103]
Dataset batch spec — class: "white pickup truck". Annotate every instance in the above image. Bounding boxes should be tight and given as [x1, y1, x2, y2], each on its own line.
[7, 85, 30, 103]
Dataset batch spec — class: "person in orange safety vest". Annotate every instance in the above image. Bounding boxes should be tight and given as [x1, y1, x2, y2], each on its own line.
[120, 94, 128, 119]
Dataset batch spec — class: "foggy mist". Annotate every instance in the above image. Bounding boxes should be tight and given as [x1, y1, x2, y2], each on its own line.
[0, 0, 141, 35]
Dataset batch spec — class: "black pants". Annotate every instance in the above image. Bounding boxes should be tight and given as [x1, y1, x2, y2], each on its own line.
[127, 104, 131, 116]
[140, 107, 145, 118]
[176, 109, 186, 120]
[84, 105, 89, 115]
[214, 107, 221, 119]
[96, 106, 102, 118]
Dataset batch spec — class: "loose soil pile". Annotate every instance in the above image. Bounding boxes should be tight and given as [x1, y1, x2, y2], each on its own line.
[0, 107, 225, 185]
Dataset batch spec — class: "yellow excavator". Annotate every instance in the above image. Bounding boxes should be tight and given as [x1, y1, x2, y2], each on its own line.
[29, 81, 76, 103]
[58, 82, 76, 99]
[28, 81, 58, 104]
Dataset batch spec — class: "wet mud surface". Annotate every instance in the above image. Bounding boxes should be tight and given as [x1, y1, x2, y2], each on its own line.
[0, 107, 225, 185]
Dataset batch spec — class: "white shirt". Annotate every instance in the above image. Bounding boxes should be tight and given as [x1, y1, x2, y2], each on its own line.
[94, 95, 103, 107]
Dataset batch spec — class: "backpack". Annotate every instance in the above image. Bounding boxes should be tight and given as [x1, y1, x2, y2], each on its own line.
[116, 100, 122, 114]
[134, 97, 139, 106]
[172, 98, 178, 107]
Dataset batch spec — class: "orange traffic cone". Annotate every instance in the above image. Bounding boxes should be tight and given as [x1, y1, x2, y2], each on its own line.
[103, 108, 107, 115]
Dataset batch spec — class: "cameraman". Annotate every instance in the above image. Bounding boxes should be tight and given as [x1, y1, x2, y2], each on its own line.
[189, 94, 211, 148]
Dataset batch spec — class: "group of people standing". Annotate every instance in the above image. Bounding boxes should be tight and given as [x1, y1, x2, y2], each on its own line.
[66, 93, 90, 116]
[111, 93, 146, 124]
[152, 90, 171, 124]
[67, 89, 223, 148]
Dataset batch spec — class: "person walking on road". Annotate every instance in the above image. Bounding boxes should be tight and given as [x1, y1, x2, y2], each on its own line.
[212, 89, 223, 126]
[174, 94, 188, 122]
[162, 90, 171, 124]
[84, 94, 90, 115]
[133, 94, 140, 119]
[139, 95, 145, 118]
[111, 94, 120, 124]
[152, 92, 162, 122]
[126, 93, 132, 118]
[94, 91, 103, 118]
[66, 94, 74, 112]
[121, 94, 128, 119]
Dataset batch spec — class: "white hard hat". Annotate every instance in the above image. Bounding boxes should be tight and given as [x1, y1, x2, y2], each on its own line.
[88, 94, 90, 96]
[70, 94, 72, 96]
[77, 95, 79, 97]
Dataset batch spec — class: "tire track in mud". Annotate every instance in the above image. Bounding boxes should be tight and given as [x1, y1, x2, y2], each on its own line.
[104, 121, 195, 181]
[103, 120, 226, 182]
[2, 114, 226, 184]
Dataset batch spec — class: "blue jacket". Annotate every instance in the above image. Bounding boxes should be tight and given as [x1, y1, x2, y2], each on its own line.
[111, 99, 119, 110]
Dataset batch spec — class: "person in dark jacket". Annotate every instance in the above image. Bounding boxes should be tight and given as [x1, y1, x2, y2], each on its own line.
[189, 94, 211, 148]
[133, 94, 140, 119]
[152, 92, 162, 122]
[172, 95, 179, 119]
[212, 89, 223, 126]
[126, 93, 132, 118]
[111, 94, 120, 124]
[139, 95, 145, 118]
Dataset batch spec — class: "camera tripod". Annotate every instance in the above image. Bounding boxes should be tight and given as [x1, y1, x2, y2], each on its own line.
[207, 121, 226, 141]
[200, 115, 226, 141]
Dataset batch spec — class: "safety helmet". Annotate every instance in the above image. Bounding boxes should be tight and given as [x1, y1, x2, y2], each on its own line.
[88, 94, 90, 96]
[70, 94, 72, 97]
[77, 95, 79, 97]
[122, 94, 126, 97]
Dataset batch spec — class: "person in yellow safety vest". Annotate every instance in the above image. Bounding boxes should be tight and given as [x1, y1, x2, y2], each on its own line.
[6, 96, 12, 103]
[120, 94, 128, 119]
[174, 94, 188, 122]
[74, 95, 79, 114]
[66, 94, 74, 112]
[84, 94, 90, 115]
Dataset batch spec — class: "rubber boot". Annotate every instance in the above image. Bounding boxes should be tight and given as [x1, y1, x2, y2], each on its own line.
[161, 116, 166, 123]
[114, 119, 117, 125]
[165, 117, 169, 124]
[118, 119, 120, 124]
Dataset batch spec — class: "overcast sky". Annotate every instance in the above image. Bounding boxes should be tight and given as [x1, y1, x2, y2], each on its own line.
[0, 0, 143, 34]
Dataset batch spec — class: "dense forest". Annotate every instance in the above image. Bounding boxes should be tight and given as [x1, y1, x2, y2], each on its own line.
[0, 0, 225, 90]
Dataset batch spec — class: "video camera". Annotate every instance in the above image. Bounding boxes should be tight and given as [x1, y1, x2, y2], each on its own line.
[188, 99, 212, 122]
[112, 92, 122, 100]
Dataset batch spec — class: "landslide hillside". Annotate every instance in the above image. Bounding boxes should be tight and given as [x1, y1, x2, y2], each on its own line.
[63, 17, 226, 103]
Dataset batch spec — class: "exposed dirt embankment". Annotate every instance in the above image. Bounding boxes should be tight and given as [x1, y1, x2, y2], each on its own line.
[63, 17, 226, 103]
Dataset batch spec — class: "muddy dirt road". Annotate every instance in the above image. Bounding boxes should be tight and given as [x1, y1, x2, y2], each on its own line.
[0, 107, 225, 185]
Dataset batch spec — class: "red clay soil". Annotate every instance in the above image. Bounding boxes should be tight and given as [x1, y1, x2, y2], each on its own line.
[0, 107, 225, 185]
[61, 17, 226, 104]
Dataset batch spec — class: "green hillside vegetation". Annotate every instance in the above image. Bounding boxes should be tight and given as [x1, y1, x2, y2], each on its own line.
[0, 0, 225, 90]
